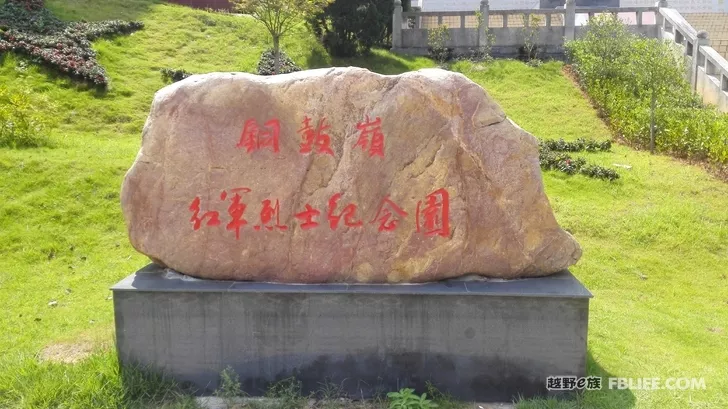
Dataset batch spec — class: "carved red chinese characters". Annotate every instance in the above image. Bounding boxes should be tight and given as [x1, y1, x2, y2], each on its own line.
[122, 67, 581, 283]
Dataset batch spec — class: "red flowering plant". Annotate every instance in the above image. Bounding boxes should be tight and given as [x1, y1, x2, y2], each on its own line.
[7, 0, 45, 12]
[0, 1, 142, 88]
[539, 139, 620, 181]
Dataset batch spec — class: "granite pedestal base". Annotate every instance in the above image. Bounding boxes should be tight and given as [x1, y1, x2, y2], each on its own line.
[112, 264, 591, 402]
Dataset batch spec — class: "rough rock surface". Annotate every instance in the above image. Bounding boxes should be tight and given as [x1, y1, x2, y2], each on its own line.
[121, 67, 581, 283]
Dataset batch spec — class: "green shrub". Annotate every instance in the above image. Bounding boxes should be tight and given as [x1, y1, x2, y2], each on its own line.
[427, 25, 452, 64]
[161, 68, 193, 83]
[387, 388, 438, 409]
[0, 85, 56, 148]
[257, 48, 301, 75]
[0, 2, 143, 88]
[565, 14, 728, 165]
[309, 0, 393, 58]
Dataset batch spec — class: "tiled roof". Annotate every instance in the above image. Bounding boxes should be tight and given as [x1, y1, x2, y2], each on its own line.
[683, 13, 728, 59]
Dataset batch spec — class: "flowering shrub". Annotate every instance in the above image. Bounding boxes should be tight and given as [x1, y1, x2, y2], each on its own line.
[7, 0, 45, 11]
[0, 2, 143, 88]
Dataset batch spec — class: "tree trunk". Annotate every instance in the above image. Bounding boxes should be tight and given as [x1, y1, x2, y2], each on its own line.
[649, 89, 656, 154]
[273, 36, 281, 75]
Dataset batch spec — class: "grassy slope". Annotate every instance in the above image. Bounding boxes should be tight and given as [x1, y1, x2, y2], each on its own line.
[456, 60, 728, 409]
[0, 1, 726, 408]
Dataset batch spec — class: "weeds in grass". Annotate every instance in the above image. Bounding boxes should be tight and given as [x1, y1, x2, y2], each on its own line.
[0, 84, 56, 148]
[386, 388, 437, 409]
[424, 382, 464, 409]
[314, 379, 350, 408]
[262, 377, 307, 409]
[216, 366, 244, 408]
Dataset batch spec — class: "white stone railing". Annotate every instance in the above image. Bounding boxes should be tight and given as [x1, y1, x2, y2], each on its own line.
[391, 0, 727, 112]
[658, 5, 728, 111]
[392, 0, 658, 58]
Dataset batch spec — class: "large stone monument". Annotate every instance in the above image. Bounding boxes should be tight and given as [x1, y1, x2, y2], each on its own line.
[114, 67, 591, 402]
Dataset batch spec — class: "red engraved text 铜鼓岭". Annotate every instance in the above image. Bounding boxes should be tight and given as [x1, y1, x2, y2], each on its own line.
[237, 119, 280, 153]
[299, 116, 334, 155]
[354, 115, 385, 157]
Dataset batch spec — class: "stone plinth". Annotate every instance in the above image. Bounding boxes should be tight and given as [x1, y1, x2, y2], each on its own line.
[113, 264, 591, 402]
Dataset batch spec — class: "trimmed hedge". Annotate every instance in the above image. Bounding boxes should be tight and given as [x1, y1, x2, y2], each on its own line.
[566, 15, 728, 165]
[539, 138, 620, 181]
[256, 48, 301, 76]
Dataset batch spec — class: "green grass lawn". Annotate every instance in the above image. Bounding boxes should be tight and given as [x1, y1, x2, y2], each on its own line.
[0, 1, 726, 408]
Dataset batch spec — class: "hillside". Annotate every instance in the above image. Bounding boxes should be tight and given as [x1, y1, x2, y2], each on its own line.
[0, 1, 726, 408]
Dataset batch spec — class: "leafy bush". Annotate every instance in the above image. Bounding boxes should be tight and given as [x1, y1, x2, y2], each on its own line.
[0, 2, 143, 88]
[0, 85, 56, 148]
[257, 48, 301, 75]
[309, 0, 393, 58]
[161, 68, 192, 83]
[428, 25, 452, 64]
[565, 14, 728, 165]
[387, 388, 438, 409]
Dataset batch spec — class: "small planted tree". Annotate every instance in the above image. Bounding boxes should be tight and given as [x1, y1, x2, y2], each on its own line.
[232, 0, 332, 74]
[521, 14, 543, 63]
[428, 25, 451, 65]
[630, 38, 689, 153]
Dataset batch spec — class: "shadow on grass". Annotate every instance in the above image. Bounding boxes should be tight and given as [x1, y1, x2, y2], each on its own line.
[516, 350, 636, 409]
[307, 48, 428, 75]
